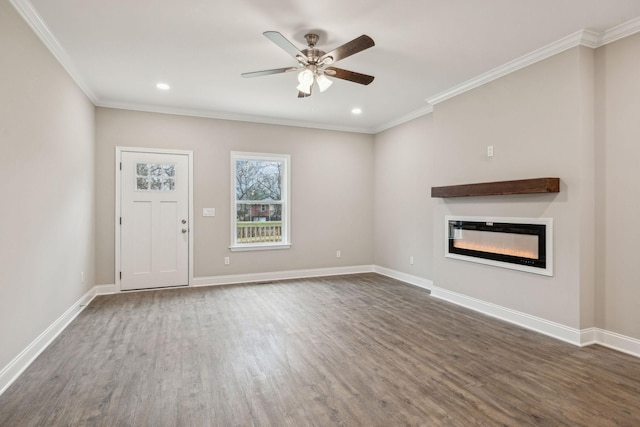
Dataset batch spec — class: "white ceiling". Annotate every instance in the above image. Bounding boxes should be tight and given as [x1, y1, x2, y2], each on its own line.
[13, 0, 640, 133]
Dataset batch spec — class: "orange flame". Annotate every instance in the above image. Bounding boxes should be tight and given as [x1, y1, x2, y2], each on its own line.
[453, 240, 537, 259]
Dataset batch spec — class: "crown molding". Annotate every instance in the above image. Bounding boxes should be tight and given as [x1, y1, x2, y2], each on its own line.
[426, 29, 597, 106]
[425, 17, 640, 108]
[96, 100, 377, 134]
[12, 0, 640, 134]
[579, 29, 603, 48]
[372, 104, 434, 134]
[10, 0, 97, 103]
[599, 16, 640, 46]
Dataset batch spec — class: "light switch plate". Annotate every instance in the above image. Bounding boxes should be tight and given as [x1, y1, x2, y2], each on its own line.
[203, 208, 216, 217]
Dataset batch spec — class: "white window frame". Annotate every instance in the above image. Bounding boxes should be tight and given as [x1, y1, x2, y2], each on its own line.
[230, 151, 291, 251]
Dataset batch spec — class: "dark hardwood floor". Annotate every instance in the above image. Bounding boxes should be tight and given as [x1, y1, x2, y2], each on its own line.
[1, 273, 639, 426]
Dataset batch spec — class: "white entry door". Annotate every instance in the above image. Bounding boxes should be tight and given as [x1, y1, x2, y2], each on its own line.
[119, 150, 190, 290]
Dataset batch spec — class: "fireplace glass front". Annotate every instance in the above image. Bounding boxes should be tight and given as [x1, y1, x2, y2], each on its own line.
[445, 216, 553, 276]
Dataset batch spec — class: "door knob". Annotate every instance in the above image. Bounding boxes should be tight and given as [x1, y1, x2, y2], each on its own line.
[182, 228, 188, 234]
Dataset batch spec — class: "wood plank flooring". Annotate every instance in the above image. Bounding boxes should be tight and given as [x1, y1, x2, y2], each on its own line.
[1, 273, 639, 426]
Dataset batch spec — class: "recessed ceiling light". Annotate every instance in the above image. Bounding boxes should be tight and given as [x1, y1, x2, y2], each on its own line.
[351, 107, 362, 115]
[156, 83, 170, 91]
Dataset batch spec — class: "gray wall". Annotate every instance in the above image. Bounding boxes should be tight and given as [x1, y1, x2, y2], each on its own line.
[433, 48, 594, 328]
[374, 47, 595, 329]
[373, 114, 436, 279]
[595, 33, 640, 339]
[430, 47, 595, 330]
[95, 108, 374, 284]
[0, 1, 95, 370]
[374, 40, 640, 340]
[4, 0, 640, 377]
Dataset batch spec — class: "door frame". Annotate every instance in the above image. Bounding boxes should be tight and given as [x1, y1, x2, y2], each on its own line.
[115, 146, 194, 292]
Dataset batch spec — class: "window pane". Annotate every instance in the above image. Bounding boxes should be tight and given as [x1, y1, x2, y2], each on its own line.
[231, 152, 289, 248]
[137, 163, 149, 176]
[235, 160, 282, 201]
[162, 178, 175, 191]
[236, 203, 283, 244]
[150, 176, 163, 190]
[149, 164, 164, 176]
[236, 203, 282, 222]
[137, 177, 149, 190]
[136, 163, 175, 191]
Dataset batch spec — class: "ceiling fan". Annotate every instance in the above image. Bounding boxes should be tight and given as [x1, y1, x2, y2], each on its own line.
[241, 31, 375, 98]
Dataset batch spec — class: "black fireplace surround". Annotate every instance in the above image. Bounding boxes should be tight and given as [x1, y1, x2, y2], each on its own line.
[447, 219, 547, 270]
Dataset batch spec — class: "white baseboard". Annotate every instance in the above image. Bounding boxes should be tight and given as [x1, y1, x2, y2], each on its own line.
[3, 270, 639, 398]
[94, 284, 117, 295]
[430, 286, 640, 358]
[192, 265, 375, 287]
[593, 328, 640, 358]
[0, 285, 99, 396]
[430, 286, 583, 345]
[579, 327, 598, 346]
[373, 266, 433, 291]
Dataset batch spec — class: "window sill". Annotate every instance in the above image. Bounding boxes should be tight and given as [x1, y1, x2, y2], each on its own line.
[229, 243, 292, 252]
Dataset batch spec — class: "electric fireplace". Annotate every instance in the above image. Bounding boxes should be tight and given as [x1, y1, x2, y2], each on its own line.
[445, 216, 553, 276]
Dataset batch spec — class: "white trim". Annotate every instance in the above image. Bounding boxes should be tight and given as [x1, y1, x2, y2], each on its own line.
[114, 147, 194, 292]
[373, 104, 434, 134]
[12, 0, 640, 135]
[97, 101, 377, 135]
[0, 285, 98, 396]
[10, 0, 97, 103]
[430, 286, 640, 358]
[229, 243, 292, 252]
[94, 284, 118, 295]
[90, 17, 640, 134]
[373, 266, 433, 291]
[592, 328, 640, 358]
[3, 271, 640, 398]
[430, 286, 582, 345]
[192, 265, 375, 287]
[600, 16, 640, 46]
[425, 19, 640, 109]
[579, 29, 604, 49]
[579, 327, 598, 346]
[230, 151, 291, 250]
[426, 30, 594, 106]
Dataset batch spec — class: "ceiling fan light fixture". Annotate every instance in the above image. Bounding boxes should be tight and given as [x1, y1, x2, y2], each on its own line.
[296, 81, 312, 94]
[242, 31, 375, 98]
[321, 56, 334, 65]
[297, 69, 314, 94]
[298, 69, 313, 83]
[316, 74, 333, 92]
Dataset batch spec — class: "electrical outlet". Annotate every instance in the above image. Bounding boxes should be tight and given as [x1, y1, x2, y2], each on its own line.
[487, 145, 494, 157]
[410, 256, 414, 265]
[336, 250, 341, 258]
[224, 257, 230, 265]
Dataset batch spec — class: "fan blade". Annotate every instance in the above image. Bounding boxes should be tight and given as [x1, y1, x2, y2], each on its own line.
[241, 67, 299, 78]
[263, 31, 307, 64]
[320, 35, 374, 64]
[325, 67, 375, 85]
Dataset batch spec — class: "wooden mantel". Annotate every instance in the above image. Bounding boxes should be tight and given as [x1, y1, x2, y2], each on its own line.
[431, 177, 560, 198]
